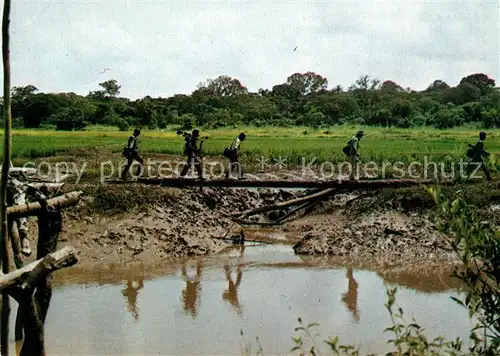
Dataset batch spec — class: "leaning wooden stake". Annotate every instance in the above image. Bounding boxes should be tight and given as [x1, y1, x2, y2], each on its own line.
[230, 188, 336, 219]
[0, 0, 12, 353]
[9, 219, 23, 269]
[0, 246, 78, 291]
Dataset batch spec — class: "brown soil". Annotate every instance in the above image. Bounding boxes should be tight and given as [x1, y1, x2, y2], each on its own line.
[290, 210, 455, 265]
[22, 184, 300, 268]
[19, 177, 496, 269]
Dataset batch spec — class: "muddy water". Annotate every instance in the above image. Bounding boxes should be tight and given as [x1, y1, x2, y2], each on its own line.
[16, 244, 473, 355]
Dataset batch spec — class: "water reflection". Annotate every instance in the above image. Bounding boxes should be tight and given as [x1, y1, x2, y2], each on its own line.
[181, 260, 203, 318]
[222, 246, 245, 317]
[45, 245, 471, 355]
[341, 267, 359, 321]
[122, 279, 144, 321]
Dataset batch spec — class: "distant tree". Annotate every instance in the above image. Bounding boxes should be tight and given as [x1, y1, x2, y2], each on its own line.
[9, 71, 500, 131]
[482, 108, 500, 128]
[380, 80, 404, 92]
[98, 79, 121, 97]
[349, 74, 381, 91]
[50, 107, 88, 131]
[197, 75, 248, 96]
[286, 72, 328, 95]
[11, 85, 38, 118]
[331, 85, 343, 93]
[459, 73, 495, 96]
[426, 80, 450, 91]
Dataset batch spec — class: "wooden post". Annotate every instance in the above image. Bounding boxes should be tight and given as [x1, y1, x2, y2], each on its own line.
[0, 0, 12, 353]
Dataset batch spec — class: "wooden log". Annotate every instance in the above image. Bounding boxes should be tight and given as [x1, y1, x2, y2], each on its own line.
[231, 188, 336, 218]
[229, 201, 316, 226]
[7, 191, 82, 218]
[107, 177, 458, 189]
[9, 219, 22, 269]
[0, 246, 78, 291]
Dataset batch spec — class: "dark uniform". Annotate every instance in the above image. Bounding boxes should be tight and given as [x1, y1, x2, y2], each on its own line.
[121, 129, 144, 180]
[466, 132, 492, 181]
[224, 133, 246, 179]
[180, 130, 203, 179]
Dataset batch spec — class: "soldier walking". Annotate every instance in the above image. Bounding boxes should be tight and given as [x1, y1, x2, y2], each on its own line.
[121, 128, 144, 180]
[349, 130, 363, 180]
[466, 131, 492, 181]
[180, 129, 204, 180]
[224, 132, 246, 179]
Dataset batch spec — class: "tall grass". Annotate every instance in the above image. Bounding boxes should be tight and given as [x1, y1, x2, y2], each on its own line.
[0, 127, 497, 166]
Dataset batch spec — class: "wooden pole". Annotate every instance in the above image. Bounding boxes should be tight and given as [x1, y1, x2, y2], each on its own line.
[7, 190, 82, 218]
[0, 0, 12, 353]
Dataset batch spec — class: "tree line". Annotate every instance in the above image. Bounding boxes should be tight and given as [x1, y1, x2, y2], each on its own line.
[3, 72, 500, 131]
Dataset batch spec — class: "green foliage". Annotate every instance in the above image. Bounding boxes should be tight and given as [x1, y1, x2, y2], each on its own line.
[10, 73, 500, 130]
[383, 287, 463, 355]
[481, 109, 500, 128]
[429, 187, 500, 354]
[116, 117, 129, 131]
[50, 107, 88, 131]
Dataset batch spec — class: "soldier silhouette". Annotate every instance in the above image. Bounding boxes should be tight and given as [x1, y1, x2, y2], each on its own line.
[341, 267, 359, 321]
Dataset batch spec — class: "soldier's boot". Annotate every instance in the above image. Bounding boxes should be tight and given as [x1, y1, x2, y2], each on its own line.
[195, 164, 204, 181]
[180, 164, 190, 177]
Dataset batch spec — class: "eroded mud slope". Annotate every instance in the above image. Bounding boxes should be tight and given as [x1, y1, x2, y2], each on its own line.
[46, 185, 299, 266]
[292, 184, 500, 265]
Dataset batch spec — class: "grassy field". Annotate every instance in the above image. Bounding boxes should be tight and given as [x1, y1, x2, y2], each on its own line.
[3, 126, 498, 165]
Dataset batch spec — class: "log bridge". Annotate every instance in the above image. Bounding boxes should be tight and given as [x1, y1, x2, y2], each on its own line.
[109, 177, 459, 189]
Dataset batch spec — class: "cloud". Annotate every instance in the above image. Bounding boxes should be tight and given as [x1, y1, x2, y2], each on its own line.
[4, 0, 499, 99]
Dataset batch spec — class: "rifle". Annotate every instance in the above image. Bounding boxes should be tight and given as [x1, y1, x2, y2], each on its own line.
[197, 136, 209, 157]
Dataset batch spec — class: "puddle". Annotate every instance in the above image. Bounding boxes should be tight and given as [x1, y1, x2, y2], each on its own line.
[11, 244, 473, 355]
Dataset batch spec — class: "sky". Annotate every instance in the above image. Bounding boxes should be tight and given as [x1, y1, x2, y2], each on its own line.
[6, 0, 500, 100]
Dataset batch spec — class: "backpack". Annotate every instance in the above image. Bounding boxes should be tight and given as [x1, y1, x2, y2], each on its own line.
[466, 147, 475, 158]
[223, 147, 232, 158]
[122, 147, 132, 159]
[342, 139, 353, 156]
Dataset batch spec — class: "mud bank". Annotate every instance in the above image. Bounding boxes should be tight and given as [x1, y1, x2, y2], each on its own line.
[21, 181, 496, 268]
[292, 184, 499, 265]
[291, 210, 455, 265]
[45, 184, 299, 267]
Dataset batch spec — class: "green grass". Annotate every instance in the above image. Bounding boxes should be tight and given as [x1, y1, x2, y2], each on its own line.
[1, 125, 498, 167]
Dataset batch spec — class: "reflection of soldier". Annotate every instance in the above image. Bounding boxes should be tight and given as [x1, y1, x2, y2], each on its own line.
[121, 279, 144, 321]
[222, 263, 243, 317]
[181, 260, 203, 317]
[341, 267, 359, 321]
